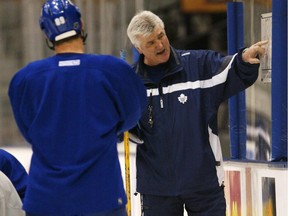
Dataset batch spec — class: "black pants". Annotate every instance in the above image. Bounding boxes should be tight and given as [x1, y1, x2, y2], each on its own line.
[141, 185, 226, 216]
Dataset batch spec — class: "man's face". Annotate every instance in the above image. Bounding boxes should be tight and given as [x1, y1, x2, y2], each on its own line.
[136, 27, 170, 66]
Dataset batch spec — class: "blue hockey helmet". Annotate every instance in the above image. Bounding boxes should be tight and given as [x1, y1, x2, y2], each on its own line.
[39, 0, 82, 42]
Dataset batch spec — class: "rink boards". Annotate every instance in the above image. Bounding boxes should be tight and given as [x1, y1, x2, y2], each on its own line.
[3, 145, 287, 216]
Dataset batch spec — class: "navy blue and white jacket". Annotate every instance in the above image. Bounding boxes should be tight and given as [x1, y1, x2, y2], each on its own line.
[133, 47, 259, 196]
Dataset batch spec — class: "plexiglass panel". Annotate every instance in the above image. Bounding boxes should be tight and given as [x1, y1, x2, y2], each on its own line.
[243, 0, 272, 161]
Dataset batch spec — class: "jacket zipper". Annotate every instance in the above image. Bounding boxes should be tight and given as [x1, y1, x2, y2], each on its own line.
[158, 84, 164, 109]
[148, 91, 153, 128]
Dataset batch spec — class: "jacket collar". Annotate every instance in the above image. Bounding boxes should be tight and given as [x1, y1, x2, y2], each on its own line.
[134, 46, 183, 84]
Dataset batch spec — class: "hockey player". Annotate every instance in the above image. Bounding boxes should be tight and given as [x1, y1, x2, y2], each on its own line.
[8, 0, 147, 216]
[127, 10, 267, 216]
[0, 149, 28, 201]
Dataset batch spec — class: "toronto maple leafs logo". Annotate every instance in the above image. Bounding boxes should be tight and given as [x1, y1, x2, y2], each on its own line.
[178, 93, 187, 104]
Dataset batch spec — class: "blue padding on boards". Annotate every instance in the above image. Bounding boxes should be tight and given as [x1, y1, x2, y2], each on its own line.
[271, 0, 287, 160]
[227, 2, 246, 159]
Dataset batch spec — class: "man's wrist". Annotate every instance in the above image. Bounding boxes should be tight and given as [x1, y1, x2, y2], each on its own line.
[242, 48, 248, 53]
[242, 48, 249, 62]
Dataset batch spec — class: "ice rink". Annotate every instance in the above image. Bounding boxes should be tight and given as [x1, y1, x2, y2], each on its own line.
[3, 145, 287, 216]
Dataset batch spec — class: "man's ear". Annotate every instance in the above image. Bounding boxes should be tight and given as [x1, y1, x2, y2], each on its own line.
[135, 46, 142, 54]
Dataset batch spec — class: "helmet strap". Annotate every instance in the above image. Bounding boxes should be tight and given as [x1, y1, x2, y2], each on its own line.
[45, 39, 55, 50]
[81, 30, 88, 45]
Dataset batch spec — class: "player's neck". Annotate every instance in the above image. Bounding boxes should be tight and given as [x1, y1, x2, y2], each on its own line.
[55, 38, 84, 54]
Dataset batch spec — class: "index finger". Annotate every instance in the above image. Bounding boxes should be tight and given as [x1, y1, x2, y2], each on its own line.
[254, 40, 269, 46]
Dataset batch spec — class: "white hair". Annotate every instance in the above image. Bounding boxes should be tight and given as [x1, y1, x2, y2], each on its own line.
[127, 10, 165, 47]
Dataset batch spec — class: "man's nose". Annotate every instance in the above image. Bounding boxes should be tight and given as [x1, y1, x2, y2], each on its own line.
[156, 40, 164, 49]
